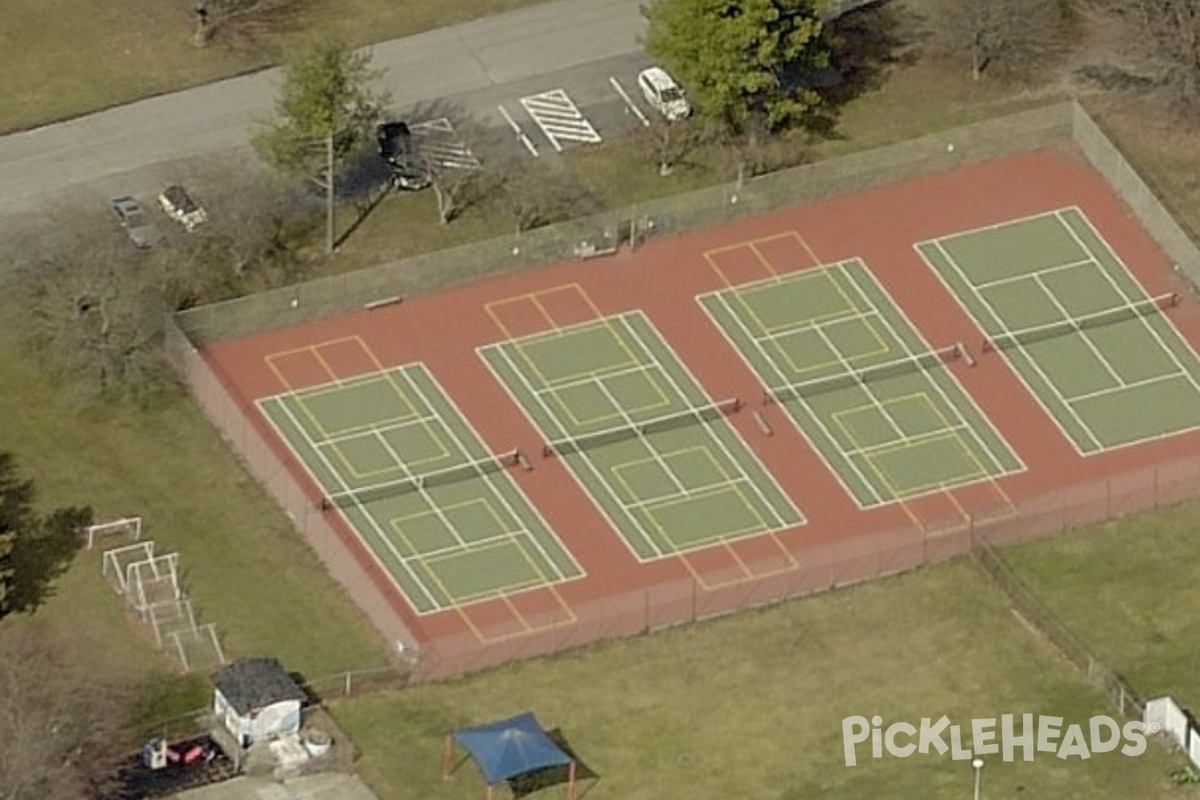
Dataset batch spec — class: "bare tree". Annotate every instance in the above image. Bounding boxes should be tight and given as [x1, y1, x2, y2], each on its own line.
[1088, 0, 1200, 114]
[485, 158, 600, 234]
[8, 225, 178, 405]
[930, 0, 1067, 81]
[186, 167, 319, 290]
[192, 0, 299, 47]
[637, 115, 701, 177]
[0, 627, 135, 800]
[427, 160, 485, 226]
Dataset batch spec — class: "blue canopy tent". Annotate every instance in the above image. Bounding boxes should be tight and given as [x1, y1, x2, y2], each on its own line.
[442, 712, 577, 800]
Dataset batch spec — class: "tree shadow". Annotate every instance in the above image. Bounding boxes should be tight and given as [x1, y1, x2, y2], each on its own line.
[805, 0, 923, 137]
[505, 728, 600, 799]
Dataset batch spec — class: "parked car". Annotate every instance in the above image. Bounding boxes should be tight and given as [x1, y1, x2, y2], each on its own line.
[376, 122, 431, 191]
[110, 196, 161, 249]
[157, 184, 208, 231]
[637, 66, 691, 122]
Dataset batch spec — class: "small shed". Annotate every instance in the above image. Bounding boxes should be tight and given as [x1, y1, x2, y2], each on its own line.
[212, 658, 306, 748]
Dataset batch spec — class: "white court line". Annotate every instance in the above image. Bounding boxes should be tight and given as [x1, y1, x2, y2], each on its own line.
[697, 265, 885, 507]
[609, 76, 650, 127]
[497, 104, 539, 157]
[927, 237, 1104, 452]
[404, 366, 581, 583]
[615, 313, 802, 531]
[256, 393, 441, 612]
[479, 332, 669, 561]
[973, 257, 1095, 290]
[1057, 208, 1200, 400]
[837, 264, 1021, 477]
[698, 259, 1023, 508]
[478, 311, 800, 563]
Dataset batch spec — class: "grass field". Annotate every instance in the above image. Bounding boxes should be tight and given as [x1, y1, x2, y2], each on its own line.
[332, 559, 1185, 800]
[1003, 501, 1200, 709]
[0, 316, 389, 702]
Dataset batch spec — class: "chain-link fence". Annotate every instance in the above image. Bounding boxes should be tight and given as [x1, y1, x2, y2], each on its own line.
[175, 103, 1075, 346]
[166, 100, 1200, 683]
[1071, 103, 1200, 290]
[973, 537, 1145, 721]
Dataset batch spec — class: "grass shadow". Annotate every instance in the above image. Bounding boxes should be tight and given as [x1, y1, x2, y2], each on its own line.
[808, 0, 922, 138]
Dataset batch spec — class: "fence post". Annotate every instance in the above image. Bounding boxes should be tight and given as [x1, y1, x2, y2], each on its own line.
[344, 671, 351, 697]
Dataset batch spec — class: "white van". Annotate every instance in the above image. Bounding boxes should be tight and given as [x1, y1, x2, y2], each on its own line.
[637, 67, 691, 122]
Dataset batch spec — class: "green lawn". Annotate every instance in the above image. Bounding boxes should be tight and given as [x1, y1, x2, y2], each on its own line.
[1001, 501, 1200, 708]
[0, 0, 552, 133]
[332, 560, 1185, 800]
[0, 317, 389, 693]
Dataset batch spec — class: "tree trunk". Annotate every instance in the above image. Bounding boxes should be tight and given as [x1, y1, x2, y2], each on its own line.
[325, 135, 335, 254]
[658, 123, 673, 177]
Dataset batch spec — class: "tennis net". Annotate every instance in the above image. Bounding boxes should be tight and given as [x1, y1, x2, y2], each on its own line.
[542, 397, 741, 457]
[982, 292, 1179, 353]
[324, 449, 520, 508]
[768, 344, 962, 404]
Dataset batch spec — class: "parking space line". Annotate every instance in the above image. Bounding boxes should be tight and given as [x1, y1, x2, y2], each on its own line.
[409, 118, 482, 170]
[497, 105, 540, 157]
[520, 89, 602, 153]
[609, 76, 650, 127]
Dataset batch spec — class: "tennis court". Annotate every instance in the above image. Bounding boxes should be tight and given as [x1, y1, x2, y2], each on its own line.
[699, 258, 1023, 508]
[477, 311, 803, 563]
[916, 207, 1200, 453]
[257, 361, 581, 615]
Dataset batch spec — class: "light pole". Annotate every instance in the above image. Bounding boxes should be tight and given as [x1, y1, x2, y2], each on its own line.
[972, 757, 985, 800]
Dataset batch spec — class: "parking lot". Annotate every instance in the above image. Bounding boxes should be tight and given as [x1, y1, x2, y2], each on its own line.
[0, 53, 671, 250]
[393, 52, 671, 170]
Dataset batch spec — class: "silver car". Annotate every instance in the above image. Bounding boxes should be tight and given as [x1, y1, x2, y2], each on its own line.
[110, 196, 162, 249]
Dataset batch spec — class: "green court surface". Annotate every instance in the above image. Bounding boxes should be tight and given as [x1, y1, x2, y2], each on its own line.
[478, 312, 803, 561]
[916, 207, 1200, 453]
[257, 364, 581, 614]
[699, 259, 1023, 508]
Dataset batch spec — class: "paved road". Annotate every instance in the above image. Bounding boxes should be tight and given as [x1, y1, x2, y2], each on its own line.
[0, 0, 646, 223]
[0, 0, 878, 233]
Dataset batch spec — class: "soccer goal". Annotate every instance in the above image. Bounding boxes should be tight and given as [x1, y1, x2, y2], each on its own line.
[168, 623, 227, 673]
[102, 541, 156, 594]
[144, 596, 197, 645]
[124, 552, 181, 616]
[83, 516, 143, 549]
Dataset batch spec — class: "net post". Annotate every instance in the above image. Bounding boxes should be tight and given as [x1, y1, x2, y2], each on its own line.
[959, 341, 977, 368]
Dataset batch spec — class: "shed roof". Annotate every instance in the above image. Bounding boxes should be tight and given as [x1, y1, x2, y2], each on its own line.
[211, 658, 306, 715]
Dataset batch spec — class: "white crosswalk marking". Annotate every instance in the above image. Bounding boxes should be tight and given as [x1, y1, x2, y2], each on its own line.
[408, 118, 482, 170]
[519, 89, 602, 152]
